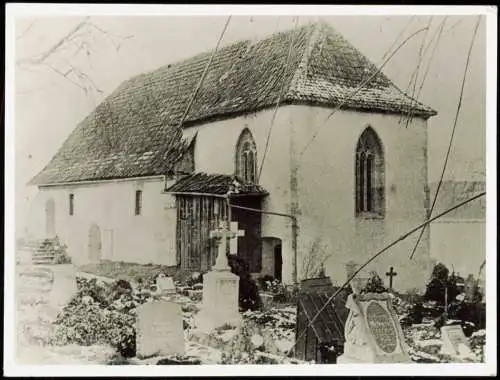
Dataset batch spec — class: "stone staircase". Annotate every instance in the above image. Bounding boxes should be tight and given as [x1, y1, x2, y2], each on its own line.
[17, 238, 58, 265]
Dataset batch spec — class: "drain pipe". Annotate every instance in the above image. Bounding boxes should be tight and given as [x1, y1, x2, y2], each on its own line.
[166, 190, 299, 285]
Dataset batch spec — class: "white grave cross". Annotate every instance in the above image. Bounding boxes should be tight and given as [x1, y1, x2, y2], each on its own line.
[210, 221, 236, 271]
[229, 221, 245, 254]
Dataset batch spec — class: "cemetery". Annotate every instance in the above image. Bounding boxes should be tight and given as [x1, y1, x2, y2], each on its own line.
[15, 190, 487, 367]
[15, 223, 486, 365]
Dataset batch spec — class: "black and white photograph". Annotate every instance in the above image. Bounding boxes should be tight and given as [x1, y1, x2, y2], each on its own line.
[4, 4, 496, 376]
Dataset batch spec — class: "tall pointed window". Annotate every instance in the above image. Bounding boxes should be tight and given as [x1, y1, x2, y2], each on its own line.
[235, 129, 257, 184]
[355, 127, 385, 217]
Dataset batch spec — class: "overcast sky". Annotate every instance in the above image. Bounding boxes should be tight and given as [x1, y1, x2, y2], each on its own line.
[13, 13, 487, 235]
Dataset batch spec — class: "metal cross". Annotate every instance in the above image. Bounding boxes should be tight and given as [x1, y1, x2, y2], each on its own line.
[385, 266, 397, 290]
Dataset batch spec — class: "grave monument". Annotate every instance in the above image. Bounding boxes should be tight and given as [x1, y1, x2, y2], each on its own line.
[194, 221, 243, 333]
[156, 273, 176, 296]
[440, 325, 475, 360]
[337, 292, 411, 363]
[49, 265, 78, 309]
[136, 300, 185, 358]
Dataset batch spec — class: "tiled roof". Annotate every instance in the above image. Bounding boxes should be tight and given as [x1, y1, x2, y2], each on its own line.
[165, 173, 268, 196]
[430, 180, 485, 220]
[30, 21, 437, 186]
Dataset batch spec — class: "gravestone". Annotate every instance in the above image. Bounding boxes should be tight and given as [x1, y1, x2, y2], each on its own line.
[337, 293, 411, 363]
[194, 221, 242, 333]
[50, 266, 78, 309]
[440, 325, 475, 359]
[156, 273, 176, 296]
[136, 300, 185, 358]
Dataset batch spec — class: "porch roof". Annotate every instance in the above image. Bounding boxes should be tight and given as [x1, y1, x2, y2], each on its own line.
[165, 172, 268, 196]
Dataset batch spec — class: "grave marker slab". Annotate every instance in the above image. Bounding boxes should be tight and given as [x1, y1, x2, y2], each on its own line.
[136, 300, 185, 358]
[156, 274, 176, 295]
[50, 268, 78, 309]
[440, 325, 474, 359]
[337, 293, 410, 363]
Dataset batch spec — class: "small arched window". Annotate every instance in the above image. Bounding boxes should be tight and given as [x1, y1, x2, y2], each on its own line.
[355, 127, 385, 217]
[235, 129, 257, 184]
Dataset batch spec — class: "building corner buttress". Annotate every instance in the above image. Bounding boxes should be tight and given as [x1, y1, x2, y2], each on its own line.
[289, 111, 300, 286]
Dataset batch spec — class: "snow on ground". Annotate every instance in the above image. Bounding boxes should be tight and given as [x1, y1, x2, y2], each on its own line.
[14, 263, 485, 365]
[15, 264, 118, 365]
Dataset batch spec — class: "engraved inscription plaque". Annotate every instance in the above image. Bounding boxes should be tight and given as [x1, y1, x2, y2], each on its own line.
[366, 301, 398, 354]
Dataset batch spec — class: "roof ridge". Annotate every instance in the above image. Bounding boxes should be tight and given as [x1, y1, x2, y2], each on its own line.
[30, 19, 439, 186]
[117, 22, 315, 99]
[287, 21, 324, 97]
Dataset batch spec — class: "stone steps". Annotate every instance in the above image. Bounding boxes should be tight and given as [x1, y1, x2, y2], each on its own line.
[19, 238, 59, 265]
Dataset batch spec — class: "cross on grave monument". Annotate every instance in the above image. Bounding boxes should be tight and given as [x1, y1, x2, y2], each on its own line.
[195, 220, 243, 332]
[209, 221, 239, 270]
[229, 221, 245, 255]
[385, 266, 397, 291]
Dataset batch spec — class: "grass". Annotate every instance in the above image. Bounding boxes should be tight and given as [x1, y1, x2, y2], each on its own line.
[76, 260, 191, 284]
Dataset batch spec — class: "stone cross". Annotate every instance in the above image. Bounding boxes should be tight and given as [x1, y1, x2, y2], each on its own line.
[385, 266, 397, 291]
[229, 221, 245, 254]
[210, 221, 236, 271]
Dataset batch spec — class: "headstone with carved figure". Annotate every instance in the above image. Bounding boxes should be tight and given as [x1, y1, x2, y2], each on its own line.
[337, 293, 411, 363]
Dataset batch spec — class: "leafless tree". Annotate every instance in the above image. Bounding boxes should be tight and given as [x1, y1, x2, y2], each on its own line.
[300, 237, 332, 280]
[16, 17, 134, 96]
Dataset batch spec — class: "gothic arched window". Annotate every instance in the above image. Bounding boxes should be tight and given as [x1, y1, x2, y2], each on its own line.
[235, 129, 257, 184]
[355, 127, 385, 217]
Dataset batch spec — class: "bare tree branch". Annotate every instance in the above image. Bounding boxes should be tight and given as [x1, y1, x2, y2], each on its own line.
[17, 17, 91, 66]
[16, 20, 37, 41]
[42, 62, 88, 93]
[16, 17, 132, 97]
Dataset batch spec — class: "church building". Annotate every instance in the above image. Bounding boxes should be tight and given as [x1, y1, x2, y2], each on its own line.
[26, 21, 437, 291]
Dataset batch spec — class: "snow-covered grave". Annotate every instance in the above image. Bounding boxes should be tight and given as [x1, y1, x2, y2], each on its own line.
[440, 325, 476, 360]
[49, 265, 78, 310]
[18, 266, 54, 290]
[156, 273, 176, 296]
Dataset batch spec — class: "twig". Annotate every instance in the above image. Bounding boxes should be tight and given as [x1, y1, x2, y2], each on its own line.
[18, 17, 90, 66]
[16, 20, 36, 41]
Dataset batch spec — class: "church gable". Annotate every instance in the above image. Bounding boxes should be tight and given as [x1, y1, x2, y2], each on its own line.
[30, 21, 437, 187]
